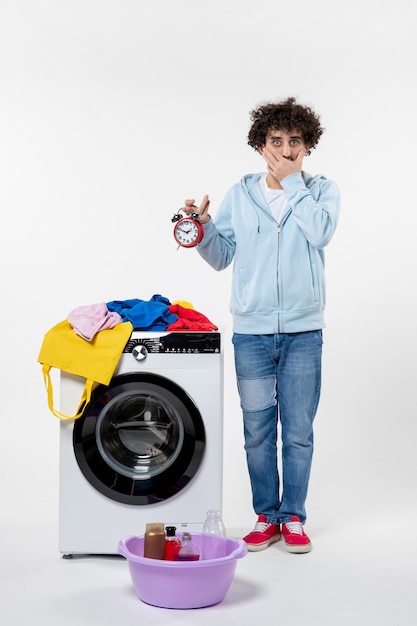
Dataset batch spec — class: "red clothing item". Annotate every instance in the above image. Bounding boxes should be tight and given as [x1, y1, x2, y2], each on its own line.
[167, 304, 218, 331]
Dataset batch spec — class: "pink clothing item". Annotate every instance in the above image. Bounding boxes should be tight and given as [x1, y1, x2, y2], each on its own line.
[67, 303, 123, 341]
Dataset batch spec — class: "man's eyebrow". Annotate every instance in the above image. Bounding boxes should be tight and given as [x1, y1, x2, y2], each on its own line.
[268, 133, 303, 139]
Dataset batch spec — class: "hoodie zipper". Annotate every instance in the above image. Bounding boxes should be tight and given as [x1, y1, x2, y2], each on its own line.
[276, 223, 281, 333]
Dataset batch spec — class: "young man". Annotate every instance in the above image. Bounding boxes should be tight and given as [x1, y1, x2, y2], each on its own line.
[182, 97, 340, 553]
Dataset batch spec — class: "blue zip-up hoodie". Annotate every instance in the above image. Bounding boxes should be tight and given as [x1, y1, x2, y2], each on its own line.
[197, 171, 340, 334]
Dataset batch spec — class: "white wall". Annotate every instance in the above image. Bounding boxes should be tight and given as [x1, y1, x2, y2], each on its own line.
[1, 0, 416, 531]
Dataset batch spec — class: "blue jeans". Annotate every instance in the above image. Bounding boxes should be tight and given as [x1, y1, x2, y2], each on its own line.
[232, 331, 322, 525]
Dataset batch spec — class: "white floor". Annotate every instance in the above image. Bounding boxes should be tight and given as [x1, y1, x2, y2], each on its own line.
[1, 520, 416, 626]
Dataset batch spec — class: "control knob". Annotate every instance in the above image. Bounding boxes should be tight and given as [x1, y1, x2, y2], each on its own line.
[132, 344, 148, 361]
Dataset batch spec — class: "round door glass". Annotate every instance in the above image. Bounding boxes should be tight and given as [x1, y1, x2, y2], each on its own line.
[73, 373, 205, 505]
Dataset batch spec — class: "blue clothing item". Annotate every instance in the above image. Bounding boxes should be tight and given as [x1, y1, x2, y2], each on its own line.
[107, 294, 177, 330]
[197, 171, 340, 334]
[232, 331, 322, 525]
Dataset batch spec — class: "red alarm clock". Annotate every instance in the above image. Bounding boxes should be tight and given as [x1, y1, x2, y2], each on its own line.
[171, 212, 204, 248]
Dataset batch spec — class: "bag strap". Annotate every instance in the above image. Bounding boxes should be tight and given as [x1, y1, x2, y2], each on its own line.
[42, 364, 94, 420]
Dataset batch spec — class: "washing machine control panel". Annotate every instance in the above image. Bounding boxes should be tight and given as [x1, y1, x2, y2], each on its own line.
[124, 332, 221, 355]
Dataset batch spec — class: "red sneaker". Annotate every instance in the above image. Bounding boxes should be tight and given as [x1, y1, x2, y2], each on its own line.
[243, 514, 281, 552]
[281, 516, 312, 553]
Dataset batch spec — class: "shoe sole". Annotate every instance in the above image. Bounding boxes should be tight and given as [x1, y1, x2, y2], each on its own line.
[245, 535, 281, 552]
[283, 541, 312, 554]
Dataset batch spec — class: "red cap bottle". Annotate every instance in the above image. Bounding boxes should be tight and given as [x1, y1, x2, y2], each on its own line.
[164, 526, 181, 560]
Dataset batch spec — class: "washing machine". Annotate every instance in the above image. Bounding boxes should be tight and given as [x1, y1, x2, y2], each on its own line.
[58, 330, 223, 556]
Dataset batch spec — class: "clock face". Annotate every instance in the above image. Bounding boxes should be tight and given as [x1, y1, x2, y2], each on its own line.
[174, 217, 203, 248]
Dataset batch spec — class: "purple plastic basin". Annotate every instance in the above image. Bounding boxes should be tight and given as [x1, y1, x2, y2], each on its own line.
[118, 533, 247, 609]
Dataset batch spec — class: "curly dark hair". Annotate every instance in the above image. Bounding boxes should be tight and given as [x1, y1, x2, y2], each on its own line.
[247, 97, 324, 155]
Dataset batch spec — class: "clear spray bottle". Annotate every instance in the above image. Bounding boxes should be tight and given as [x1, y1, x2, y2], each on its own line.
[201, 509, 227, 560]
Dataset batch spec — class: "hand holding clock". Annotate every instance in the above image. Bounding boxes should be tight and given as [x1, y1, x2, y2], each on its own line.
[183, 194, 211, 224]
[171, 194, 211, 248]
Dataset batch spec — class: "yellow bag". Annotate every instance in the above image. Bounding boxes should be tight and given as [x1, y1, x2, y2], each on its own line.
[38, 320, 133, 420]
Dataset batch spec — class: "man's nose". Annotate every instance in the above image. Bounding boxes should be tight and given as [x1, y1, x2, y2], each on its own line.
[281, 142, 291, 157]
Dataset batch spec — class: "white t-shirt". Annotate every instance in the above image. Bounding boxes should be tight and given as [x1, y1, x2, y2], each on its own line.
[259, 174, 288, 224]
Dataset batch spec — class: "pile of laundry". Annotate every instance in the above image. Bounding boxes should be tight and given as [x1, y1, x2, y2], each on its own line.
[67, 294, 218, 341]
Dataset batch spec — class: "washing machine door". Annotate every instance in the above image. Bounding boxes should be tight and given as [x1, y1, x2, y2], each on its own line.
[73, 373, 205, 505]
